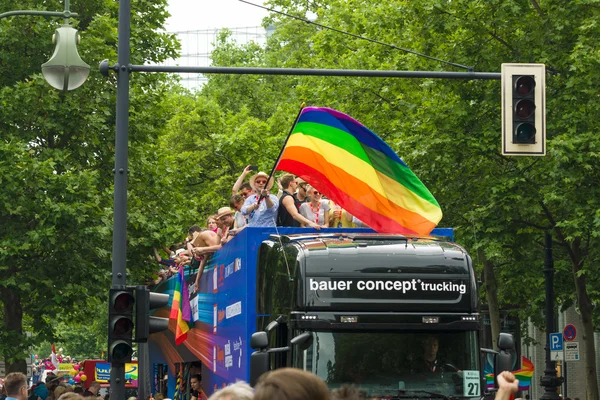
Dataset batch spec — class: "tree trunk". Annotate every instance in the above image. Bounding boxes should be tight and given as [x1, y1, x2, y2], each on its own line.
[1, 287, 27, 374]
[481, 251, 501, 350]
[569, 242, 599, 400]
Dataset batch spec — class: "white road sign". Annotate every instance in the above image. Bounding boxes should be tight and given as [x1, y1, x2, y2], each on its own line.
[564, 341, 580, 361]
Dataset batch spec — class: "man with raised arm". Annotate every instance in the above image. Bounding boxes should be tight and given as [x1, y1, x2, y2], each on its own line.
[240, 172, 279, 227]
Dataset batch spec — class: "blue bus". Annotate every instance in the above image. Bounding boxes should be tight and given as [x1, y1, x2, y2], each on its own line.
[147, 226, 489, 399]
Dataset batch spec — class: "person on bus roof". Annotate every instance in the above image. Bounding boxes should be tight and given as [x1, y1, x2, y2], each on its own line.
[240, 172, 279, 227]
[277, 174, 321, 229]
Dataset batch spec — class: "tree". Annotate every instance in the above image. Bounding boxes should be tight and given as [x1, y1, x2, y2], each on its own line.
[0, 0, 181, 373]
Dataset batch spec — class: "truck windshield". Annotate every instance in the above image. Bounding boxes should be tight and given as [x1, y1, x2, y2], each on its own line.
[297, 331, 480, 399]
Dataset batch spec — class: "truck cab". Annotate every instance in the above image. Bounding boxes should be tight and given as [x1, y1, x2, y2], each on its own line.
[254, 232, 482, 398]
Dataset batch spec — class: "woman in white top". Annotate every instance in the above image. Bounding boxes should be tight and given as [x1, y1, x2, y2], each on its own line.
[299, 187, 330, 228]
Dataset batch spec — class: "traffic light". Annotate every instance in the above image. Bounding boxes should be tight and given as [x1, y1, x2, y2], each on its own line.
[501, 63, 546, 156]
[108, 288, 135, 364]
[134, 286, 170, 343]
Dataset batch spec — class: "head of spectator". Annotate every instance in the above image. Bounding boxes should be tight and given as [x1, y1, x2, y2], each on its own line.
[207, 215, 219, 233]
[55, 385, 68, 399]
[229, 195, 245, 212]
[254, 368, 329, 400]
[280, 174, 298, 193]
[207, 381, 253, 400]
[190, 374, 202, 397]
[187, 225, 202, 240]
[34, 381, 50, 400]
[73, 386, 84, 394]
[57, 394, 85, 400]
[330, 385, 366, 400]
[249, 172, 274, 192]
[46, 375, 60, 393]
[240, 182, 253, 198]
[216, 207, 235, 227]
[296, 181, 309, 202]
[4, 372, 28, 400]
[153, 394, 165, 400]
[84, 382, 101, 397]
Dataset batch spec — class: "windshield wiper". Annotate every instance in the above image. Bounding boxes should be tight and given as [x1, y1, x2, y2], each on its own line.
[398, 390, 459, 400]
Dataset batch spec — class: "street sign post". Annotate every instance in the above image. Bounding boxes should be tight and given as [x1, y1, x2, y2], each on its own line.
[550, 332, 564, 361]
[563, 324, 577, 342]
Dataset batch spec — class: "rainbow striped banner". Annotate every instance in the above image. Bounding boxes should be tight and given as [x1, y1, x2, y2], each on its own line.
[276, 107, 442, 234]
[486, 356, 534, 391]
[169, 267, 191, 345]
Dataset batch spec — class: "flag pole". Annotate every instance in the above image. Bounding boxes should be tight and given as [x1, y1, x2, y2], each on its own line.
[262, 102, 306, 199]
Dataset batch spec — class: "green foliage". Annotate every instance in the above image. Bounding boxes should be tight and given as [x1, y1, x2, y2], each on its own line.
[0, 0, 180, 369]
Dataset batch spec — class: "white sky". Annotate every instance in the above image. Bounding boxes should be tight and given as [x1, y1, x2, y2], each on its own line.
[165, 0, 269, 32]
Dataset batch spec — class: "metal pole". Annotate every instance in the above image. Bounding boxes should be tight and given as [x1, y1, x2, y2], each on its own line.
[128, 64, 501, 80]
[110, 0, 131, 398]
[539, 231, 562, 399]
[0, 10, 77, 21]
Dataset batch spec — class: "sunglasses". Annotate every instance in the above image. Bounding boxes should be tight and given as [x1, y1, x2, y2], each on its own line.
[255, 179, 267, 184]
[312, 191, 320, 195]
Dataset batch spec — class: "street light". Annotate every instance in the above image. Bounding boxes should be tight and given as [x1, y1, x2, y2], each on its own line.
[42, 25, 90, 91]
[0, 0, 88, 91]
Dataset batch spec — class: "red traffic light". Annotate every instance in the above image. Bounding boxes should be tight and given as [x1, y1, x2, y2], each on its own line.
[110, 290, 135, 313]
[515, 76, 535, 95]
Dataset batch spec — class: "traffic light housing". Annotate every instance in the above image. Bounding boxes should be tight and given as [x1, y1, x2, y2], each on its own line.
[501, 63, 546, 156]
[108, 288, 135, 364]
[134, 286, 170, 343]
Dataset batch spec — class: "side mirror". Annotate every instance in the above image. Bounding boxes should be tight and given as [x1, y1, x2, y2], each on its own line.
[250, 351, 269, 387]
[250, 332, 269, 350]
[497, 332, 515, 351]
[265, 320, 279, 332]
[290, 331, 313, 351]
[494, 333, 515, 388]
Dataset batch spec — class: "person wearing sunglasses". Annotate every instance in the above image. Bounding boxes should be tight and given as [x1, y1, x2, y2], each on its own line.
[240, 172, 279, 227]
[299, 187, 330, 228]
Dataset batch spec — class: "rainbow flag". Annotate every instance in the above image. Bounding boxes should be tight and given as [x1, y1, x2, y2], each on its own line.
[169, 267, 191, 345]
[515, 356, 534, 390]
[485, 356, 534, 391]
[275, 107, 442, 234]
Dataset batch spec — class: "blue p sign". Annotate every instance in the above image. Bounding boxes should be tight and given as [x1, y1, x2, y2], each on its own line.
[550, 333, 563, 351]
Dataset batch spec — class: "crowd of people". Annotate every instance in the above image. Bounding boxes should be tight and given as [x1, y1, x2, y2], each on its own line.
[151, 166, 368, 287]
[0, 373, 103, 400]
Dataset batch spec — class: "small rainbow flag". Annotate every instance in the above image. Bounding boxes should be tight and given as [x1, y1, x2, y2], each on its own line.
[486, 356, 534, 391]
[275, 107, 442, 234]
[169, 267, 191, 345]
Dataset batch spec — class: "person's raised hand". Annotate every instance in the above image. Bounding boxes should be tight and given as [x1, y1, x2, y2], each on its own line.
[243, 165, 253, 174]
[497, 371, 519, 394]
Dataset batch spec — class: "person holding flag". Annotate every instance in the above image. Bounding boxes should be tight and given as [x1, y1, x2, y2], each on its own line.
[240, 172, 279, 227]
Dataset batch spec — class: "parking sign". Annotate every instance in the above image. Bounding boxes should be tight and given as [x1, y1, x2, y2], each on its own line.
[550, 332, 564, 361]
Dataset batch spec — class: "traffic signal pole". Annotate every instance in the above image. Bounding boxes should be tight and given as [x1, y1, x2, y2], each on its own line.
[110, 0, 131, 397]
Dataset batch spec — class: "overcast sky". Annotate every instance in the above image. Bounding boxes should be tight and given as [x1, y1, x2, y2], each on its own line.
[165, 0, 269, 32]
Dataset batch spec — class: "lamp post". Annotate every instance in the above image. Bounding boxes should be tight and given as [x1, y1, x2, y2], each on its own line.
[0, 0, 89, 90]
[540, 231, 563, 399]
